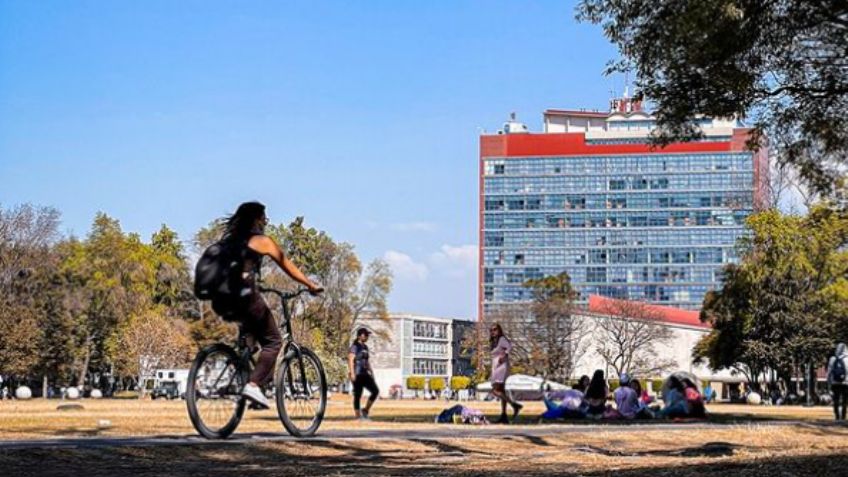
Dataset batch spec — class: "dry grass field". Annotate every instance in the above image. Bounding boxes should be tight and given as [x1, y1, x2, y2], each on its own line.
[0, 395, 838, 440]
[1, 397, 846, 476]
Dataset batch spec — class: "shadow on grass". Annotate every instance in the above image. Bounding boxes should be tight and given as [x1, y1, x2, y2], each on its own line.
[1, 437, 847, 477]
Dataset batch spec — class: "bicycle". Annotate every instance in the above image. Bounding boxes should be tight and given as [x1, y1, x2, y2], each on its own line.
[186, 287, 327, 439]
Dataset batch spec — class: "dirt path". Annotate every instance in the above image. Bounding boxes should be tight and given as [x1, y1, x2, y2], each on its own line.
[0, 420, 802, 450]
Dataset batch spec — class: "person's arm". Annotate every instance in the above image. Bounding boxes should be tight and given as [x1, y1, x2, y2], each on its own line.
[827, 357, 835, 386]
[498, 337, 511, 365]
[347, 350, 357, 382]
[248, 235, 322, 292]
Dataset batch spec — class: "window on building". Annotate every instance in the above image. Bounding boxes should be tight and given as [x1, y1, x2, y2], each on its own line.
[413, 359, 448, 375]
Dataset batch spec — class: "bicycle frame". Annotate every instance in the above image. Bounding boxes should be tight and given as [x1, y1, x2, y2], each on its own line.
[258, 287, 312, 398]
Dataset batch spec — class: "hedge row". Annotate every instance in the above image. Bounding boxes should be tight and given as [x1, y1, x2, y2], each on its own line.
[405, 376, 472, 391]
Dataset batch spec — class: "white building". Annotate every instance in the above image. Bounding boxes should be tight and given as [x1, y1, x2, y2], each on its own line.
[357, 313, 473, 397]
[565, 295, 739, 398]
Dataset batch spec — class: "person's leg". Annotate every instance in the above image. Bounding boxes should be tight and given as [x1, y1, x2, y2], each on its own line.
[247, 300, 282, 386]
[352, 375, 364, 418]
[832, 385, 841, 420]
[492, 384, 508, 423]
[362, 375, 379, 417]
[841, 387, 848, 420]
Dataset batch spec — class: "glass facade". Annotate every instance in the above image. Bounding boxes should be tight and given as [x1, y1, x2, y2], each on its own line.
[482, 151, 755, 310]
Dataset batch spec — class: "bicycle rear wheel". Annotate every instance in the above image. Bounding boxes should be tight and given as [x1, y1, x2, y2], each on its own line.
[186, 344, 247, 439]
[275, 346, 327, 437]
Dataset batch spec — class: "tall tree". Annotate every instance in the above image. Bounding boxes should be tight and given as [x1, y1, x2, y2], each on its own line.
[60, 214, 158, 386]
[696, 207, 848, 390]
[578, 0, 848, 194]
[267, 218, 392, 383]
[0, 204, 68, 391]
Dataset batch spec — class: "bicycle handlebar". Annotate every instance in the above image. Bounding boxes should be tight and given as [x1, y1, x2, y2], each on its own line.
[258, 286, 314, 301]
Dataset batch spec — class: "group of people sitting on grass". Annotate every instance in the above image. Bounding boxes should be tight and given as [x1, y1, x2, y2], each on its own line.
[540, 370, 706, 421]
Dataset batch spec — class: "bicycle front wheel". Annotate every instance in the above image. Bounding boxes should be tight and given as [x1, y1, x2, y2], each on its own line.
[275, 346, 327, 437]
[186, 343, 247, 439]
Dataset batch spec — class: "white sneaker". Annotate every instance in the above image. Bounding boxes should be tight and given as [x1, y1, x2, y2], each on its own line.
[241, 383, 270, 410]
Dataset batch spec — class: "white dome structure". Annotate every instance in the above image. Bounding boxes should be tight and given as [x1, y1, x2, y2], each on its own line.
[15, 386, 32, 400]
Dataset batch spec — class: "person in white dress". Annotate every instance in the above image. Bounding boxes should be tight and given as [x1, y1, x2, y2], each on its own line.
[489, 323, 522, 424]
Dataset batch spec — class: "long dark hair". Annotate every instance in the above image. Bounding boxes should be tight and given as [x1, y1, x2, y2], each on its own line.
[585, 369, 607, 399]
[489, 323, 506, 350]
[223, 201, 266, 240]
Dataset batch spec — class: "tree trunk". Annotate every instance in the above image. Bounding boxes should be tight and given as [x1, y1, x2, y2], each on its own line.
[42, 375, 48, 399]
[77, 337, 92, 388]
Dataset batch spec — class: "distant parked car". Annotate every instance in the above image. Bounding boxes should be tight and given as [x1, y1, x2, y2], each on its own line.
[151, 381, 180, 400]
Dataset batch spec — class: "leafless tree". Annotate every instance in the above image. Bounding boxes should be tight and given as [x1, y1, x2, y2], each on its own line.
[593, 299, 675, 377]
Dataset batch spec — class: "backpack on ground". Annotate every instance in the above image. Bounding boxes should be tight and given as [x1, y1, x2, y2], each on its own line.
[832, 356, 846, 383]
[435, 404, 465, 424]
[194, 238, 247, 310]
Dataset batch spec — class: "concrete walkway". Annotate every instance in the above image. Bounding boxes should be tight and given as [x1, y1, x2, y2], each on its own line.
[0, 420, 808, 450]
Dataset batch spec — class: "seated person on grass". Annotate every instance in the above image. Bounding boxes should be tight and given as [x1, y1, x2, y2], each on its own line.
[541, 375, 590, 420]
[628, 379, 656, 419]
[612, 374, 640, 420]
[683, 379, 707, 418]
[584, 370, 609, 420]
[659, 376, 691, 419]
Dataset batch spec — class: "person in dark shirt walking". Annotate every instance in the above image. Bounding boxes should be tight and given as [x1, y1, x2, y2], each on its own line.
[828, 342, 848, 421]
[349, 327, 379, 420]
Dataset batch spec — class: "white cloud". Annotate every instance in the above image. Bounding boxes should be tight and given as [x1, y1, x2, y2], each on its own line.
[383, 250, 429, 281]
[390, 221, 438, 232]
[428, 244, 477, 277]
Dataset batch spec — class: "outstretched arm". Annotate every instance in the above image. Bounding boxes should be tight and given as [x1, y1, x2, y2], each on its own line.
[248, 235, 322, 292]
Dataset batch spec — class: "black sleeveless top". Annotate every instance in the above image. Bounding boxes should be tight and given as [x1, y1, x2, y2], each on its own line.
[222, 231, 264, 296]
[241, 233, 263, 293]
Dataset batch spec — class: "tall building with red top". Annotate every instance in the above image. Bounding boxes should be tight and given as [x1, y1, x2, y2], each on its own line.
[479, 99, 767, 320]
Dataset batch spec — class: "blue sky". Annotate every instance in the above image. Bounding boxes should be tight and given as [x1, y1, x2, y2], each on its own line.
[0, 1, 619, 319]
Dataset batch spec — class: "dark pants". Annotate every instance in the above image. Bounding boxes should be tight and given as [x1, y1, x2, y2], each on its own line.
[352, 374, 379, 411]
[832, 384, 848, 420]
[218, 295, 282, 386]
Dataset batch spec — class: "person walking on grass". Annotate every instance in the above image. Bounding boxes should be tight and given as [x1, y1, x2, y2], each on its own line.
[489, 323, 522, 424]
[349, 327, 379, 420]
[827, 342, 848, 421]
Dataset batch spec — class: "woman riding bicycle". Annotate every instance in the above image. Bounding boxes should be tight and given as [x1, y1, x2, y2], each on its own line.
[214, 201, 322, 409]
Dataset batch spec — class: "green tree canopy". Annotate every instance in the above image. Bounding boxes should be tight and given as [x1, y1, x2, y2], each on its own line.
[696, 207, 848, 388]
[578, 0, 848, 194]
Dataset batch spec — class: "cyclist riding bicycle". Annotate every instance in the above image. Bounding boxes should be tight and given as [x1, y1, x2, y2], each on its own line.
[213, 201, 322, 410]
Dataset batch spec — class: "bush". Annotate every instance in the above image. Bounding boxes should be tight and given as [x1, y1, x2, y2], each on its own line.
[608, 379, 620, 392]
[113, 390, 140, 399]
[652, 379, 665, 393]
[429, 377, 446, 392]
[450, 376, 471, 391]
[406, 376, 425, 391]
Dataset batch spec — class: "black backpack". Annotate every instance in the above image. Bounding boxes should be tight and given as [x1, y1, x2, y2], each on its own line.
[194, 238, 247, 303]
[833, 356, 846, 383]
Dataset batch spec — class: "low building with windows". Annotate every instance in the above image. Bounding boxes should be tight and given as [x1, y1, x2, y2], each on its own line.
[356, 313, 473, 397]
